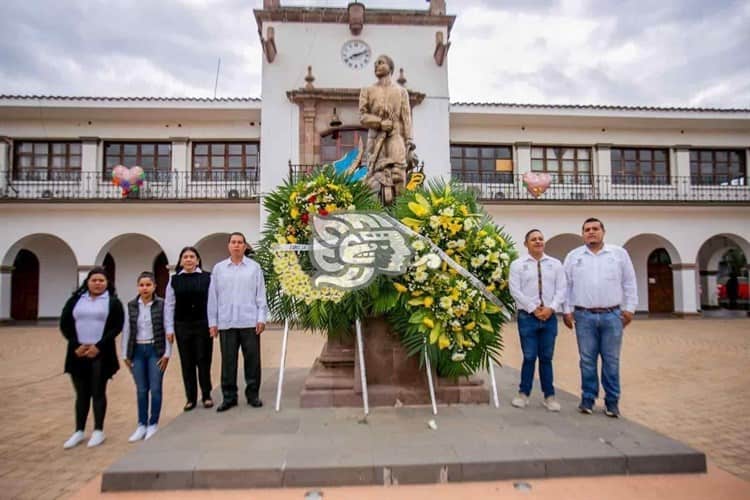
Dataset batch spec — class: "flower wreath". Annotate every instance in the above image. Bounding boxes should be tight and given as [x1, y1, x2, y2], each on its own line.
[387, 181, 517, 377]
[257, 166, 380, 334]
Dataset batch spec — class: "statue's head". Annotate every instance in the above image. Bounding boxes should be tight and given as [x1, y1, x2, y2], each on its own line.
[374, 55, 395, 76]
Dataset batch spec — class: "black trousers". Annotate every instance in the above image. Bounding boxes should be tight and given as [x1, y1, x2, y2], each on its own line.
[70, 357, 108, 431]
[219, 328, 261, 403]
[175, 321, 213, 404]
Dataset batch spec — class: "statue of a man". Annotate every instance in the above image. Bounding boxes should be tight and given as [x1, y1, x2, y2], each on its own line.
[359, 55, 416, 204]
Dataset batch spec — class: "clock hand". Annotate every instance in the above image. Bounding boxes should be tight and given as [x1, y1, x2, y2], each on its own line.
[351, 50, 368, 58]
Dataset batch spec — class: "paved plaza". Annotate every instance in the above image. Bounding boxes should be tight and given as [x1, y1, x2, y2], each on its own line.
[0, 317, 748, 498]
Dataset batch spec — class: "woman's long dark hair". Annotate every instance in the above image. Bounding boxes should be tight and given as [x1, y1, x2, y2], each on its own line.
[74, 265, 116, 297]
[174, 246, 203, 273]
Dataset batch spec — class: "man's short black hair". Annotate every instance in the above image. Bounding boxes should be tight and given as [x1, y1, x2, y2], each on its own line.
[582, 217, 604, 231]
[524, 228, 543, 242]
[228, 232, 247, 244]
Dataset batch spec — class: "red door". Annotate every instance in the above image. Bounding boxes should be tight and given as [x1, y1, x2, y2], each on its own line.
[11, 249, 39, 320]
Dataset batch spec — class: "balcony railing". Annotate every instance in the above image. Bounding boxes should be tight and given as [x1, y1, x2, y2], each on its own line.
[0, 170, 260, 201]
[289, 164, 749, 203]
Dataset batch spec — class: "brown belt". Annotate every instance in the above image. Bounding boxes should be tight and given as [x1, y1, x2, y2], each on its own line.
[574, 306, 619, 313]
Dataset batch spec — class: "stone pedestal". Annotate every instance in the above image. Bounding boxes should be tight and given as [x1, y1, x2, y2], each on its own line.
[300, 316, 489, 408]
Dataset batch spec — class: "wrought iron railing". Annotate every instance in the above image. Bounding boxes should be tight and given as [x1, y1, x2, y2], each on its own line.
[289, 164, 749, 203]
[3, 167, 747, 203]
[0, 170, 260, 201]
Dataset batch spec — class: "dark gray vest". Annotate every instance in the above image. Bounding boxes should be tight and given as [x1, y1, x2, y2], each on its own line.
[126, 296, 166, 359]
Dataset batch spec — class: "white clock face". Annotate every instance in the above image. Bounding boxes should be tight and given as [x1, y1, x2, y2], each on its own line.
[341, 40, 371, 70]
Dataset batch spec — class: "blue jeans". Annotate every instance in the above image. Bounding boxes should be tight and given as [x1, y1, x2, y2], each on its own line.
[131, 343, 163, 426]
[517, 311, 558, 397]
[573, 309, 623, 404]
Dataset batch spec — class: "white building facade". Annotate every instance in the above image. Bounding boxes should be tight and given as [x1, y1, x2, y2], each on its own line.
[1, 1, 748, 320]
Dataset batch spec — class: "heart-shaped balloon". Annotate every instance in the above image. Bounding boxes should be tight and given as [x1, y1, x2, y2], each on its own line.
[128, 166, 145, 186]
[522, 172, 552, 198]
[112, 165, 128, 186]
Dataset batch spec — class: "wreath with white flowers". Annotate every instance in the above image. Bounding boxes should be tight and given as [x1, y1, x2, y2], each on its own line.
[384, 181, 517, 377]
[256, 166, 380, 335]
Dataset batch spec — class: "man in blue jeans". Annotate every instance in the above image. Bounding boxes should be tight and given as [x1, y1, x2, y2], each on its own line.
[563, 218, 637, 418]
[509, 229, 567, 411]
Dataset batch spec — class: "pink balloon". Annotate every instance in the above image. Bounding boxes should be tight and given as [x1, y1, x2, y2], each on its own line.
[127, 166, 144, 184]
[522, 172, 552, 198]
[112, 165, 128, 181]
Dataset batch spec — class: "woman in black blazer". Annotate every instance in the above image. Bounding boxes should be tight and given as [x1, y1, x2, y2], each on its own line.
[60, 266, 124, 449]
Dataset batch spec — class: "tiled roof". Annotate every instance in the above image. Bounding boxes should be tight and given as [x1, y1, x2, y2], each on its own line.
[0, 95, 260, 103]
[451, 102, 750, 113]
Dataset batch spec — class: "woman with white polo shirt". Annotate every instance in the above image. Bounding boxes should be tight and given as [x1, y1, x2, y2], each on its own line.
[59, 266, 124, 449]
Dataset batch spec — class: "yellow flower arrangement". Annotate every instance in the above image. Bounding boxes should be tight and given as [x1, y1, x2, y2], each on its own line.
[392, 181, 517, 376]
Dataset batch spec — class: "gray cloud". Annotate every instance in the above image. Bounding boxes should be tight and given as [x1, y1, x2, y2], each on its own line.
[0, 0, 262, 97]
[1, 0, 748, 107]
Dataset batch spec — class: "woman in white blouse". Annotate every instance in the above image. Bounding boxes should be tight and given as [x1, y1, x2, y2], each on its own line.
[59, 266, 124, 449]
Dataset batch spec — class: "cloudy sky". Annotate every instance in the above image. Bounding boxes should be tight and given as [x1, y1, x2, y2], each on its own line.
[1, 0, 749, 107]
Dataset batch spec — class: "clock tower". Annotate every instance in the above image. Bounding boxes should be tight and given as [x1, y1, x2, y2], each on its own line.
[254, 0, 454, 217]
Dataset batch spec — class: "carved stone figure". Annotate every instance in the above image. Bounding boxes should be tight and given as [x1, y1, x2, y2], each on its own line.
[359, 55, 417, 204]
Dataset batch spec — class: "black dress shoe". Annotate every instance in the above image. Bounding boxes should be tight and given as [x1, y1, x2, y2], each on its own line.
[216, 401, 237, 412]
[248, 397, 263, 408]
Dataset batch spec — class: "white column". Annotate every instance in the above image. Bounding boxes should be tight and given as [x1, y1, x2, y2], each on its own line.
[703, 270, 719, 307]
[514, 142, 531, 175]
[0, 266, 12, 320]
[514, 142, 531, 196]
[171, 138, 189, 198]
[673, 145, 691, 199]
[594, 143, 612, 197]
[79, 137, 99, 199]
[594, 143, 612, 176]
[673, 264, 700, 316]
[0, 138, 9, 194]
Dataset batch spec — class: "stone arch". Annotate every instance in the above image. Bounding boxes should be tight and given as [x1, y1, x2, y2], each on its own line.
[623, 233, 683, 313]
[194, 233, 231, 272]
[1, 233, 78, 319]
[696, 233, 750, 308]
[544, 233, 581, 262]
[95, 234, 168, 297]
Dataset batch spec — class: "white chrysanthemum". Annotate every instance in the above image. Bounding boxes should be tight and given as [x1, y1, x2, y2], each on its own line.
[440, 296, 453, 309]
[471, 255, 486, 267]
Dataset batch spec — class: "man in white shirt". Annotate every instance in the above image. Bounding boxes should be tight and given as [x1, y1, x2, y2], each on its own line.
[509, 229, 566, 412]
[562, 218, 637, 418]
[208, 232, 268, 412]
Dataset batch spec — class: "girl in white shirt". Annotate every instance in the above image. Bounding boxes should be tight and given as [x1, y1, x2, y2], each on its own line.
[121, 272, 171, 442]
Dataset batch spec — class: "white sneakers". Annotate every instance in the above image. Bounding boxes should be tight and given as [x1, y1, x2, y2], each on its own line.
[87, 430, 106, 448]
[145, 424, 158, 440]
[63, 431, 85, 449]
[511, 393, 562, 412]
[543, 396, 561, 412]
[128, 425, 147, 442]
[67, 425, 159, 449]
[129, 424, 158, 441]
[511, 393, 529, 408]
